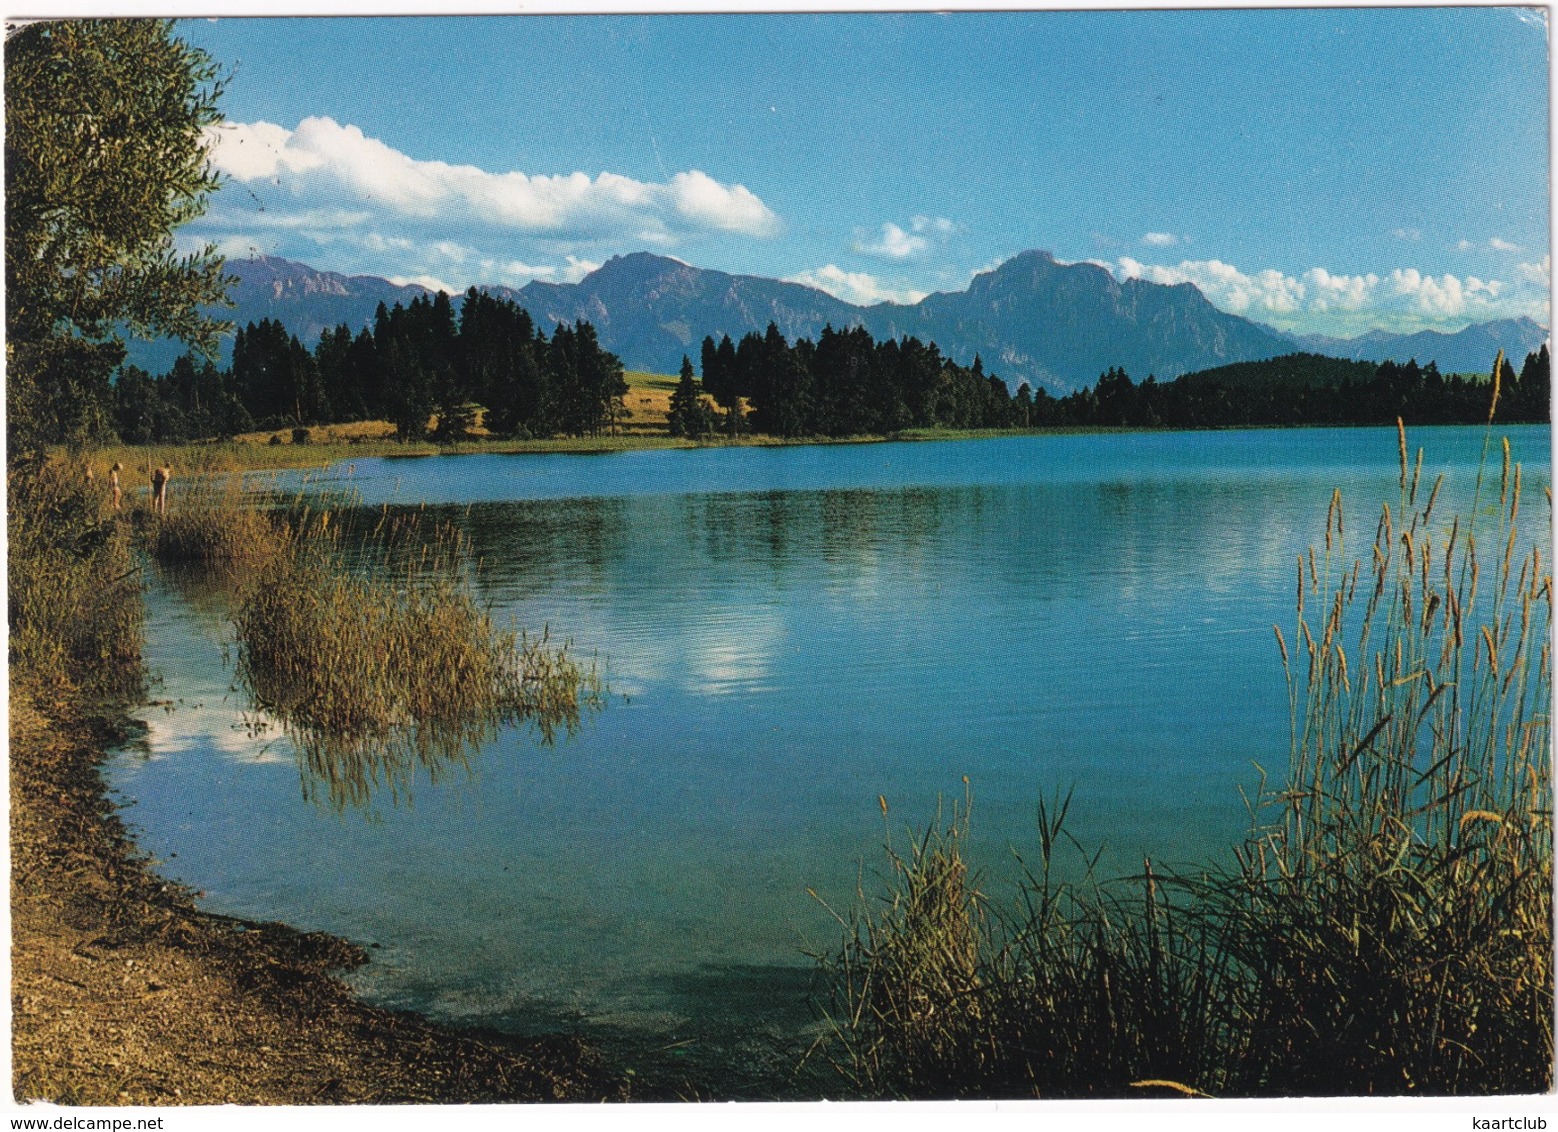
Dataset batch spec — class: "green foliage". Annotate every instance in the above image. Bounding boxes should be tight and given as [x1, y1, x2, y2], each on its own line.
[233, 319, 328, 427]
[547, 321, 629, 437]
[5, 19, 231, 459]
[667, 355, 715, 438]
[114, 354, 252, 444]
[698, 325, 1014, 439]
[1091, 351, 1552, 429]
[9, 335, 123, 453]
[432, 403, 480, 444]
[459, 289, 542, 435]
[1510, 343, 1550, 421]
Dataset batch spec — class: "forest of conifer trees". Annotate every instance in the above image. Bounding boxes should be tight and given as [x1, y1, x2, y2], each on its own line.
[112, 289, 629, 444]
[110, 297, 1550, 446]
[690, 325, 1549, 434]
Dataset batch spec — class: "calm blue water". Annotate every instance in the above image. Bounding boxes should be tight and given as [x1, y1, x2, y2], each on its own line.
[106, 425, 1550, 1084]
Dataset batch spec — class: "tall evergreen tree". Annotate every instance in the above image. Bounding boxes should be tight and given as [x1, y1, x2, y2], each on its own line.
[1514, 343, 1551, 422]
[381, 338, 434, 441]
[667, 355, 713, 438]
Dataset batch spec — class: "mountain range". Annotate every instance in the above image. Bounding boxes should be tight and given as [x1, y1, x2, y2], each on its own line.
[123, 251, 1548, 392]
[1285, 318, 1549, 376]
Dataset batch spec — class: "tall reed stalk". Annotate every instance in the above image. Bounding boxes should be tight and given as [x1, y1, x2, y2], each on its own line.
[144, 473, 289, 581]
[814, 396, 1550, 1098]
[1217, 413, 1552, 1094]
[810, 790, 991, 1096]
[129, 463, 602, 810]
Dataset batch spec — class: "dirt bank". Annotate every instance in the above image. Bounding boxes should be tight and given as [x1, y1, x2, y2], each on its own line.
[10, 688, 627, 1105]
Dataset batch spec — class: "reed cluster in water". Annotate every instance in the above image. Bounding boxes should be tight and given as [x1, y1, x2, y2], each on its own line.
[813, 419, 1552, 1098]
[145, 475, 289, 580]
[231, 505, 600, 810]
[132, 465, 599, 810]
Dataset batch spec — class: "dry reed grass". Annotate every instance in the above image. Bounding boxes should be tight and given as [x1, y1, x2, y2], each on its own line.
[145, 475, 289, 581]
[233, 505, 602, 811]
[89, 450, 602, 812]
[814, 378, 1551, 1098]
[8, 455, 144, 705]
[1213, 409, 1552, 1094]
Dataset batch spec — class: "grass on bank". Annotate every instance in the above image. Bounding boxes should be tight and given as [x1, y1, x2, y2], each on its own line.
[9, 457, 145, 707]
[87, 425, 1137, 481]
[811, 420, 1552, 1099]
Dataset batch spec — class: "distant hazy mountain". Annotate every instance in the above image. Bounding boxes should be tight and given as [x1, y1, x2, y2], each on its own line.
[861, 251, 1294, 392]
[123, 256, 430, 373]
[501, 249, 1297, 391]
[502, 251, 867, 371]
[128, 251, 1539, 394]
[1285, 317, 1549, 375]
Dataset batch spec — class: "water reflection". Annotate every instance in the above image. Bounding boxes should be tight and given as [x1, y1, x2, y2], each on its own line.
[112, 427, 1551, 1071]
[154, 509, 604, 818]
[274, 713, 489, 815]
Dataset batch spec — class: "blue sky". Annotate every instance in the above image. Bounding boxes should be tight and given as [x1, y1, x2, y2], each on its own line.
[181, 9, 1551, 337]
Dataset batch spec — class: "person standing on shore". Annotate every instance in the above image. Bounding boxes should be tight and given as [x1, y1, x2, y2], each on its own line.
[109, 462, 123, 511]
[151, 463, 170, 515]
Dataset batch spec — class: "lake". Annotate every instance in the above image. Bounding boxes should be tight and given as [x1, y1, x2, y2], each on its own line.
[105, 424, 1551, 1092]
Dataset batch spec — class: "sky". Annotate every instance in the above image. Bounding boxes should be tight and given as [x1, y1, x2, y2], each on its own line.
[178, 9, 1552, 338]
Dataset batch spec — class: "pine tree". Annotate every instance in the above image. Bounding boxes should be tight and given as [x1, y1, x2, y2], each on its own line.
[668, 355, 712, 438]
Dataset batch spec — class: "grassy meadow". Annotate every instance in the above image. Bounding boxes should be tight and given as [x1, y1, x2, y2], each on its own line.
[88, 369, 1130, 484]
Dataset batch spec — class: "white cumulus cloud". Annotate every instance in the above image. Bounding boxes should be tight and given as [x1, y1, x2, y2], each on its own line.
[1114, 254, 1549, 336]
[856, 222, 925, 258]
[206, 117, 780, 241]
[387, 273, 459, 295]
[853, 215, 956, 259]
[195, 116, 780, 294]
[912, 215, 956, 237]
[561, 255, 602, 283]
[1458, 236, 1527, 254]
[1516, 256, 1551, 285]
[784, 265, 927, 306]
[1141, 232, 1182, 248]
[666, 170, 781, 237]
[1116, 256, 1307, 315]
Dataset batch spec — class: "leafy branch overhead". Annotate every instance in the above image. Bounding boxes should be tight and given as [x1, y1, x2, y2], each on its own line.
[5, 19, 233, 455]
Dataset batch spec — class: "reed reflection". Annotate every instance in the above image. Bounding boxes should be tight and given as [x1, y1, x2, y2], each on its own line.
[158, 499, 608, 815]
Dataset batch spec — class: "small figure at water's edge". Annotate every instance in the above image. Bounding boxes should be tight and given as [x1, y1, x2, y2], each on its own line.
[151, 463, 170, 515]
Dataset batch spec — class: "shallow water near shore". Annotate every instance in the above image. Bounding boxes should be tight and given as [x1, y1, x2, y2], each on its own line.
[105, 425, 1551, 1093]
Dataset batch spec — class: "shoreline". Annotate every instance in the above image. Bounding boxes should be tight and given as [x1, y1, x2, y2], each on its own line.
[10, 683, 627, 1105]
[87, 419, 1535, 481]
[88, 423, 1150, 477]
